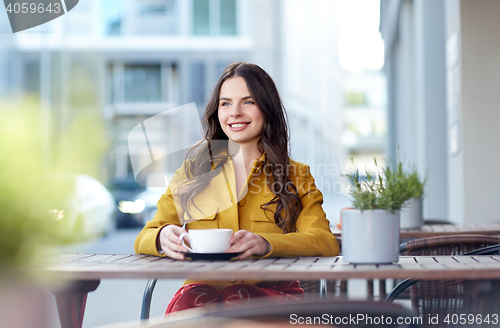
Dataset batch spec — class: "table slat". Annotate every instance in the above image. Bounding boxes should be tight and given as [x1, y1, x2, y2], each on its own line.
[36, 254, 500, 281]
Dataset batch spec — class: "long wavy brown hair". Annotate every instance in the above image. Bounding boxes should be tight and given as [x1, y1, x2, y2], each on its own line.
[177, 62, 302, 233]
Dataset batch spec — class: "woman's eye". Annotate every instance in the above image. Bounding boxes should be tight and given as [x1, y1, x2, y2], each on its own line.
[244, 100, 254, 105]
[221, 102, 230, 106]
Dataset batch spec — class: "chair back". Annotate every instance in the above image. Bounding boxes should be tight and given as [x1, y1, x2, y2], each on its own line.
[400, 234, 500, 255]
[399, 234, 500, 327]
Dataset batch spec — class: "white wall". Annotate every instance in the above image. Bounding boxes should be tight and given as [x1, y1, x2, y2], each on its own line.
[381, 0, 448, 220]
[250, 0, 282, 88]
[446, 0, 500, 224]
[393, 1, 416, 166]
[414, 0, 448, 220]
[445, 0, 464, 224]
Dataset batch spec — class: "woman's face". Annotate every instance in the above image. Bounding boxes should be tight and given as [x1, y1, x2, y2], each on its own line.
[218, 76, 264, 149]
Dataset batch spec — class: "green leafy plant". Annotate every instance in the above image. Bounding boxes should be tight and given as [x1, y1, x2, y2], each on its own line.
[404, 167, 427, 199]
[347, 169, 379, 210]
[0, 99, 108, 274]
[346, 157, 426, 212]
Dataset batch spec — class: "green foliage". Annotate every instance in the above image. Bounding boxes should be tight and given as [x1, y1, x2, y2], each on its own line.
[0, 99, 108, 272]
[404, 168, 427, 199]
[346, 157, 426, 212]
[347, 169, 378, 210]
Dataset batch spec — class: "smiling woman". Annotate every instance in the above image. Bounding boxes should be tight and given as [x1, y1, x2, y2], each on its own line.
[218, 76, 265, 149]
[134, 62, 340, 314]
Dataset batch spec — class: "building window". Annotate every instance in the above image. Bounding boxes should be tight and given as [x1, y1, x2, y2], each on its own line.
[193, 0, 236, 36]
[109, 62, 177, 104]
[124, 65, 161, 102]
[193, 0, 210, 35]
[139, 0, 169, 15]
[103, 0, 178, 36]
[220, 0, 236, 35]
[24, 60, 40, 95]
[190, 62, 206, 115]
[102, 0, 123, 35]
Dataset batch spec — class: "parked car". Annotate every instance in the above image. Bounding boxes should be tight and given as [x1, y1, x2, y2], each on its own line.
[108, 174, 147, 228]
[136, 186, 166, 225]
[138, 172, 175, 225]
[71, 175, 117, 238]
[46, 174, 116, 242]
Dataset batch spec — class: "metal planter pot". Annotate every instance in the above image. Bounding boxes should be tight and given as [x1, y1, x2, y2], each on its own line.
[400, 197, 423, 229]
[341, 209, 400, 264]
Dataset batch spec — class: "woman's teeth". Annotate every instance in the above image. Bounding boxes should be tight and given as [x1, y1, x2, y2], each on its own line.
[231, 123, 247, 128]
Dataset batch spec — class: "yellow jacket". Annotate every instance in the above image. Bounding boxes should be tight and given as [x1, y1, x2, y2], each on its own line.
[134, 153, 340, 289]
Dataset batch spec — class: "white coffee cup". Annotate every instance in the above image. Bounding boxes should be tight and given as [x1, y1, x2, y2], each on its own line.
[179, 229, 233, 253]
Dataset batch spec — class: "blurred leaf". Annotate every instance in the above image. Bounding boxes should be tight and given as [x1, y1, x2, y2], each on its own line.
[0, 99, 109, 273]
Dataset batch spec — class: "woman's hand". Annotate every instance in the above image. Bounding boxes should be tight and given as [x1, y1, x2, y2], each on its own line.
[157, 225, 189, 260]
[227, 229, 271, 259]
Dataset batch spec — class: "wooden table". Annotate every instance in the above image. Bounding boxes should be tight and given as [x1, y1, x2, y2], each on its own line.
[41, 253, 500, 328]
[331, 222, 500, 239]
[331, 222, 500, 300]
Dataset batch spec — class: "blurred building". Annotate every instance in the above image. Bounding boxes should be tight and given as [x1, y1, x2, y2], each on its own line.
[335, 0, 388, 186]
[380, 0, 500, 224]
[340, 70, 387, 171]
[4, 0, 344, 193]
[280, 0, 344, 192]
[8, 0, 254, 182]
[0, 10, 16, 98]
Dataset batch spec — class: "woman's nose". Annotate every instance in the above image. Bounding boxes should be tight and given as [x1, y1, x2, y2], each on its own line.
[230, 104, 243, 116]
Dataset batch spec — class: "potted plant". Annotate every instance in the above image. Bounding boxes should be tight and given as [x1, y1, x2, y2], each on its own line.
[0, 101, 108, 327]
[399, 168, 427, 229]
[342, 158, 414, 264]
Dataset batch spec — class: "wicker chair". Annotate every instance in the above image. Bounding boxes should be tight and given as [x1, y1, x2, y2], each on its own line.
[381, 220, 455, 301]
[386, 234, 500, 328]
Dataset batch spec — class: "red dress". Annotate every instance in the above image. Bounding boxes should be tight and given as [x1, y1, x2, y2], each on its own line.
[166, 281, 304, 314]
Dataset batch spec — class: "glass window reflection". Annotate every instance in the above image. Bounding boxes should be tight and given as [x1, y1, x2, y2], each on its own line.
[123, 65, 161, 102]
[193, 0, 236, 36]
[220, 0, 236, 35]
